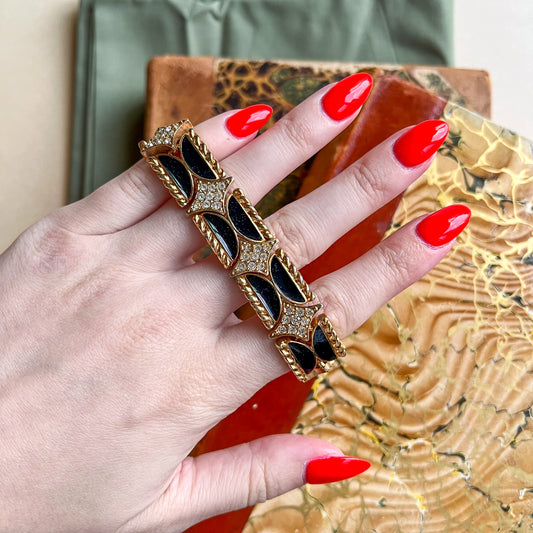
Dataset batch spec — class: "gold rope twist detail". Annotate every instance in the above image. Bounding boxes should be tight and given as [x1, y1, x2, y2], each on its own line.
[319, 315, 346, 359]
[276, 248, 315, 302]
[276, 341, 310, 382]
[146, 156, 188, 207]
[188, 128, 226, 179]
[234, 276, 275, 329]
[193, 215, 233, 269]
[232, 189, 275, 240]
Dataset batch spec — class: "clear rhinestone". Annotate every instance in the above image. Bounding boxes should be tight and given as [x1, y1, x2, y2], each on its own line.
[213, 201, 222, 211]
[217, 181, 225, 189]
[248, 261, 256, 270]
[202, 201, 210, 208]
[206, 192, 214, 201]
[196, 192, 205, 201]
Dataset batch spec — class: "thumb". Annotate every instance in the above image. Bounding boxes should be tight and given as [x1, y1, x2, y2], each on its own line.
[120, 434, 370, 533]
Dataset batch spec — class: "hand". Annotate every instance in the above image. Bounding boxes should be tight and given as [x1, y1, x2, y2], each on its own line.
[0, 73, 468, 532]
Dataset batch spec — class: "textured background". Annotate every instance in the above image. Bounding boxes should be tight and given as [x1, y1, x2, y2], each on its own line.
[0, 0, 532, 250]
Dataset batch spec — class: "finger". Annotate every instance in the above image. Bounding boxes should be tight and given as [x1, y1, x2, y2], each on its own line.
[267, 120, 449, 270]
[310, 205, 472, 338]
[206, 120, 449, 320]
[117, 72, 374, 271]
[214, 205, 471, 391]
[55, 106, 273, 235]
[217, 72, 373, 203]
[118, 435, 369, 533]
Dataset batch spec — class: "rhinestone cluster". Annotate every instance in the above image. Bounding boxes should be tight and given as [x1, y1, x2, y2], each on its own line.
[188, 178, 231, 214]
[232, 240, 275, 275]
[145, 124, 181, 148]
[272, 303, 321, 339]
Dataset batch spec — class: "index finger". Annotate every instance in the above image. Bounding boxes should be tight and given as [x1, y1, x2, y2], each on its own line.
[55, 106, 273, 235]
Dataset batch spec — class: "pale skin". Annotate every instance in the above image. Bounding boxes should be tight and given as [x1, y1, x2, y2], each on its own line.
[0, 84, 454, 532]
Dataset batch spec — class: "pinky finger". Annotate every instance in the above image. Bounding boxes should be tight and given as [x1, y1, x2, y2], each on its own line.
[312, 204, 471, 338]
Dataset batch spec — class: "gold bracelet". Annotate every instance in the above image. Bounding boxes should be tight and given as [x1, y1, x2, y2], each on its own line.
[139, 120, 345, 382]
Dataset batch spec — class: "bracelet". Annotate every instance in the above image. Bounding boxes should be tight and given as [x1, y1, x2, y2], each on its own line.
[139, 120, 345, 382]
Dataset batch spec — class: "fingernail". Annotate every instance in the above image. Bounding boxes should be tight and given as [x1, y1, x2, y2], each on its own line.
[321, 72, 373, 121]
[226, 104, 273, 137]
[416, 205, 471, 247]
[305, 456, 371, 484]
[393, 120, 449, 167]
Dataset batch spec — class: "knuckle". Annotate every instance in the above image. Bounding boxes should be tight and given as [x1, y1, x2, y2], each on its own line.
[378, 238, 413, 286]
[314, 279, 350, 336]
[276, 112, 315, 155]
[22, 219, 84, 275]
[349, 159, 388, 206]
[269, 209, 314, 266]
[245, 443, 279, 504]
[117, 165, 155, 205]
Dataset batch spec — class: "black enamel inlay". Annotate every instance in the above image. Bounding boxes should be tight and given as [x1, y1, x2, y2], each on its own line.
[227, 195, 262, 241]
[158, 155, 192, 199]
[203, 213, 238, 260]
[246, 274, 281, 321]
[312, 326, 337, 362]
[181, 136, 217, 180]
[270, 256, 306, 303]
[288, 342, 316, 374]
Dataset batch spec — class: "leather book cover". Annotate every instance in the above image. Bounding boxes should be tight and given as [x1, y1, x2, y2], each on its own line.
[142, 56, 492, 532]
[144, 57, 491, 139]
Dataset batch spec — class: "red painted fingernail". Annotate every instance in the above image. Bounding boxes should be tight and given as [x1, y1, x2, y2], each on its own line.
[226, 104, 273, 137]
[393, 120, 449, 167]
[321, 72, 373, 121]
[416, 205, 471, 247]
[305, 456, 371, 484]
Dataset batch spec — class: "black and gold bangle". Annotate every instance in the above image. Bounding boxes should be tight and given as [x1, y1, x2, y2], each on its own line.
[139, 120, 345, 382]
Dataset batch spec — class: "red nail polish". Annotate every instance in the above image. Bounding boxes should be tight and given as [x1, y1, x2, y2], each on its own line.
[393, 120, 449, 167]
[321, 72, 373, 121]
[226, 104, 273, 137]
[416, 205, 471, 247]
[305, 456, 371, 484]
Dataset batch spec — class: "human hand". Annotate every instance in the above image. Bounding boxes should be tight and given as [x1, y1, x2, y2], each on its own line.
[0, 73, 469, 532]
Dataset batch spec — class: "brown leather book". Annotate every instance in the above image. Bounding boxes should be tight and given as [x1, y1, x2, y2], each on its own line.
[141, 56, 491, 533]
[144, 57, 491, 139]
